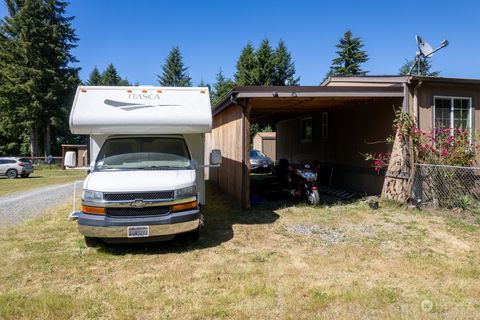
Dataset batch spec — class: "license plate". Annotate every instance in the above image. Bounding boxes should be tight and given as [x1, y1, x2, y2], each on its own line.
[263, 164, 268, 167]
[127, 226, 149, 238]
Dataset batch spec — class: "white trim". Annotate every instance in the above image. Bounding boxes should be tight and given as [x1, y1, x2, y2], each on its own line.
[433, 95, 473, 140]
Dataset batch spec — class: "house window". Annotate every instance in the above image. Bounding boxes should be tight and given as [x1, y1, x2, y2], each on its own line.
[300, 117, 312, 142]
[322, 112, 328, 139]
[434, 96, 472, 135]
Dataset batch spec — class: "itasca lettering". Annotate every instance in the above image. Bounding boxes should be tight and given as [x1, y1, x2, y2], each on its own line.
[128, 94, 161, 100]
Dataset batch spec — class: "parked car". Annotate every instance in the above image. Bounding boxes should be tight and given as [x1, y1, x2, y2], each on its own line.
[0, 157, 34, 178]
[250, 149, 273, 173]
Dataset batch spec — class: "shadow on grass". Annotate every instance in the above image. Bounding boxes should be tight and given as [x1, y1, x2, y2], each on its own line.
[97, 181, 280, 255]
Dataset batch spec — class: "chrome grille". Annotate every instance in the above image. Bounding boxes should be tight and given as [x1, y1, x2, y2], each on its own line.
[104, 191, 174, 201]
[106, 206, 170, 217]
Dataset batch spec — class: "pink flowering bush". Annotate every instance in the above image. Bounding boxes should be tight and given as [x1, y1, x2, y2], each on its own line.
[364, 152, 391, 173]
[364, 109, 478, 172]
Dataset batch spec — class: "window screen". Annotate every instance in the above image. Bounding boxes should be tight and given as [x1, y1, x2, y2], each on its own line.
[434, 97, 471, 133]
[322, 112, 328, 139]
[301, 117, 312, 142]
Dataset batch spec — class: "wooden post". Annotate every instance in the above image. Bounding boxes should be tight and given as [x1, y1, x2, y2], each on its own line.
[243, 101, 252, 209]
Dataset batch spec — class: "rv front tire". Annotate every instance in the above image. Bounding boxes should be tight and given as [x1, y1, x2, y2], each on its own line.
[188, 228, 200, 241]
[84, 236, 99, 248]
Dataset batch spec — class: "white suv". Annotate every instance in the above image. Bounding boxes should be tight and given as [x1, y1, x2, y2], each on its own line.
[0, 157, 34, 179]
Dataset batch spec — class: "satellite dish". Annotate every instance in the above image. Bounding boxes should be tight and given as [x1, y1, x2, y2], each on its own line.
[416, 35, 434, 57]
[408, 35, 449, 75]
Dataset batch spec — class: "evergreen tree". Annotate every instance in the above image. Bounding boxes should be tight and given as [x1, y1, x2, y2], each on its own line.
[398, 58, 439, 76]
[87, 66, 102, 85]
[254, 38, 275, 85]
[272, 40, 300, 85]
[0, 0, 79, 156]
[158, 46, 192, 87]
[212, 69, 235, 106]
[234, 43, 257, 86]
[101, 63, 129, 86]
[328, 30, 369, 77]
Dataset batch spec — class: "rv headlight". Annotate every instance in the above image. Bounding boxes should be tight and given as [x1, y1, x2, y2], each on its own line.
[82, 189, 104, 202]
[174, 185, 197, 199]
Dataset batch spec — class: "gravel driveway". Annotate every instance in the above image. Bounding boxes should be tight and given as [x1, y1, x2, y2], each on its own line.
[0, 180, 84, 226]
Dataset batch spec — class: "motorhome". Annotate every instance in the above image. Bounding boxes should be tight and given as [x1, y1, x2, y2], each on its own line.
[69, 86, 221, 246]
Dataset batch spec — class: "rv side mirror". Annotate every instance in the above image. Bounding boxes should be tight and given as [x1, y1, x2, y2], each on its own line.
[87, 161, 95, 174]
[64, 151, 76, 169]
[210, 149, 222, 166]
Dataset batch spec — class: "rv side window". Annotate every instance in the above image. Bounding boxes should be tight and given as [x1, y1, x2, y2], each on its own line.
[95, 137, 192, 171]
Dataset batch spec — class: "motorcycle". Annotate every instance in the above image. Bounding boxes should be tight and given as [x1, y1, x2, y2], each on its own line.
[266, 159, 320, 205]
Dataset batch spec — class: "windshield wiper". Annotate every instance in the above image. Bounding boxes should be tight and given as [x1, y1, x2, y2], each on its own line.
[137, 166, 177, 170]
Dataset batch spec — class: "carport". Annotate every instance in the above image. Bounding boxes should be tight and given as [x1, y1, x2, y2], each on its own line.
[209, 85, 406, 208]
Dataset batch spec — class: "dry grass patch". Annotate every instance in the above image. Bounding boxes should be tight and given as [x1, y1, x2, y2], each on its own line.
[1, 184, 480, 319]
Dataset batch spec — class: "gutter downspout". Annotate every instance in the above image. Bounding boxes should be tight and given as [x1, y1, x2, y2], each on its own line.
[413, 80, 423, 126]
[402, 82, 409, 113]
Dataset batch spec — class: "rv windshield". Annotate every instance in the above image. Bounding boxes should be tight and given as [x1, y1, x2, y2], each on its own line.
[95, 137, 192, 171]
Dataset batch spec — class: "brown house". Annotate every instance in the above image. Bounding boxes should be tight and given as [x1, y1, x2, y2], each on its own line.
[209, 76, 480, 208]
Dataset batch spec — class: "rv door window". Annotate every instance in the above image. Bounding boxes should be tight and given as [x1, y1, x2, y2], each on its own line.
[95, 137, 192, 171]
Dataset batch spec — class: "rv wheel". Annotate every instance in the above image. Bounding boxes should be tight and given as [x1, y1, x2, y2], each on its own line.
[84, 236, 99, 248]
[188, 228, 200, 241]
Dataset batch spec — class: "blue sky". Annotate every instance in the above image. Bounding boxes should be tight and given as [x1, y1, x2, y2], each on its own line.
[1, 0, 479, 85]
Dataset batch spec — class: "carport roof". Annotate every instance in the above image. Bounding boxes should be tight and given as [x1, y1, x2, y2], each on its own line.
[212, 75, 480, 119]
[213, 85, 405, 117]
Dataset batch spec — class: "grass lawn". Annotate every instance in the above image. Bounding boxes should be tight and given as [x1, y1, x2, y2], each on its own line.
[0, 183, 480, 319]
[0, 168, 86, 197]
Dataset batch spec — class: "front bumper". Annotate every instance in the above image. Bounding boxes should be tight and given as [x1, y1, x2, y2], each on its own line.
[76, 209, 200, 238]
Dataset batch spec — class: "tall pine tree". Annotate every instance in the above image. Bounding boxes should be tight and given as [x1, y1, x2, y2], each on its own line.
[328, 30, 369, 77]
[158, 46, 192, 87]
[87, 66, 102, 85]
[235, 39, 299, 86]
[234, 43, 257, 86]
[101, 63, 129, 86]
[272, 40, 300, 85]
[254, 38, 275, 85]
[0, 0, 79, 156]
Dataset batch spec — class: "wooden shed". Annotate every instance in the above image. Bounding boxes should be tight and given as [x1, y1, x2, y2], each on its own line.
[253, 132, 276, 160]
[61, 144, 88, 169]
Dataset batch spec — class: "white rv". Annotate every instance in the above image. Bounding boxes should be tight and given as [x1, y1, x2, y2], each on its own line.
[69, 86, 220, 246]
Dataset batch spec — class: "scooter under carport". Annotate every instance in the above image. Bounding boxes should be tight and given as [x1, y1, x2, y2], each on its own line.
[265, 159, 320, 206]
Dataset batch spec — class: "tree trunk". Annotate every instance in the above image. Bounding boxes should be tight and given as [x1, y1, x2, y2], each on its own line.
[44, 124, 51, 158]
[29, 125, 39, 157]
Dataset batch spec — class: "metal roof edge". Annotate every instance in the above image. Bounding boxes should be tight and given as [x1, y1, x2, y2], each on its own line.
[212, 85, 404, 116]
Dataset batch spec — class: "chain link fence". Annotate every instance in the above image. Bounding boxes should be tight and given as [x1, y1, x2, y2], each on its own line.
[412, 163, 480, 211]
